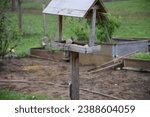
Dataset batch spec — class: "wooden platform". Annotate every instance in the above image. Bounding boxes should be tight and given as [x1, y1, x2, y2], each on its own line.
[50, 41, 101, 54]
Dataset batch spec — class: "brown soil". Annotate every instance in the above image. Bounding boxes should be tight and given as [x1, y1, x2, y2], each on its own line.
[0, 57, 150, 100]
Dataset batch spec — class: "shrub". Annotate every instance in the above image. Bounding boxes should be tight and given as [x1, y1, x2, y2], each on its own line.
[131, 52, 150, 60]
[0, 13, 21, 59]
[70, 14, 121, 43]
[94, 14, 121, 43]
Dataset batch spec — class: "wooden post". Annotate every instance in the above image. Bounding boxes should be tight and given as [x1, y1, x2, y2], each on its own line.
[18, 0, 22, 32]
[42, 4, 46, 36]
[89, 8, 97, 47]
[11, 0, 16, 11]
[58, 15, 62, 42]
[71, 52, 79, 100]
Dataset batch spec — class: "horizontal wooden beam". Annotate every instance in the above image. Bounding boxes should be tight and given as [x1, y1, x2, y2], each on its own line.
[50, 41, 101, 54]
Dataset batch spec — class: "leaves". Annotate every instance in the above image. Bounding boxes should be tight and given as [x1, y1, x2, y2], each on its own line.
[0, 13, 22, 58]
[69, 14, 121, 43]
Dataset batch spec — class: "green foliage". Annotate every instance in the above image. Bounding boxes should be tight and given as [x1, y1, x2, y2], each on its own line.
[69, 14, 120, 43]
[131, 52, 150, 60]
[0, 0, 10, 12]
[104, 0, 150, 38]
[96, 14, 121, 43]
[0, 89, 66, 100]
[65, 17, 89, 42]
[0, 13, 21, 58]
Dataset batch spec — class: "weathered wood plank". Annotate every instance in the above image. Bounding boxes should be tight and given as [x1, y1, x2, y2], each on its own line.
[124, 58, 150, 70]
[89, 8, 96, 46]
[50, 41, 101, 53]
[71, 52, 79, 100]
[58, 15, 62, 42]
[43, 0, 95, 17]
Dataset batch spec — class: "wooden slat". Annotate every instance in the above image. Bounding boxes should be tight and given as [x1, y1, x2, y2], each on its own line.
[124, 58, 150, 70]
[43, 0, 94, 17]
[89, 62, 123, 74]
[43, 0, 107, 19]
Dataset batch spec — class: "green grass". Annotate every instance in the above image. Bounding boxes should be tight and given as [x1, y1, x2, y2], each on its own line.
[105, 0, 150, 38]
[130, 52, 150, 60]
[0, 89, 66, 100]
[22, 0, 51, 10]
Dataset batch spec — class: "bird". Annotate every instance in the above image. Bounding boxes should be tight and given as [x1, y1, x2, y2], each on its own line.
[4, 48, 17, 60]
[41, 36, 48, 48]
[66, 38, 73, 45]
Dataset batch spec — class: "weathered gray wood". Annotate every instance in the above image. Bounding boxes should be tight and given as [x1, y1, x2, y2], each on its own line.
[43, 4, 46, 36]
[50, 41, 101, 53]
[89, 8, 96, 46]
[43, 0, 107, 19]
[43, 0, 94, 17]
[58, 15, 62, 42]
[123, 67, 150, 72]
[71, 52, 79, 100]
[89, 62, 123, 74]
[124, 58, 150, 70]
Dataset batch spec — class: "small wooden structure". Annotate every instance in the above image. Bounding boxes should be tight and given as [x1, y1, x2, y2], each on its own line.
[43, 0, 107, 100]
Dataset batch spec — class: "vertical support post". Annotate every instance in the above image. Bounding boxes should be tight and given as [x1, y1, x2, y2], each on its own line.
[11, 0, 16, 11]
[58, 15, 62, 42]
[18, 0, 22, 32]
[42, 4, 46, 36]
[71, 52, 79, 100]
[89, 8, 97, 47]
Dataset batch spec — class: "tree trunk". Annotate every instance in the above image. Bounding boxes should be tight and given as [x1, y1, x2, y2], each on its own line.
[11, 0, 16, 11]
[18, 0, 22, 32]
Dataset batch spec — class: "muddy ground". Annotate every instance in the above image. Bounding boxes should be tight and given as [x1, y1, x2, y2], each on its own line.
[0, 57, 150, 100]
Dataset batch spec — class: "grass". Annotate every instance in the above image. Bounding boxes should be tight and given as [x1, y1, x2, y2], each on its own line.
[0, 89, 66, 100]
[130, 52, 150, 60]
[104, 0, 150, 38]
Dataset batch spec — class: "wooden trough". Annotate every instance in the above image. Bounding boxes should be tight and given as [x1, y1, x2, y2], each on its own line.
[80, 38, 149, 65]
[123, 58, 150, 71]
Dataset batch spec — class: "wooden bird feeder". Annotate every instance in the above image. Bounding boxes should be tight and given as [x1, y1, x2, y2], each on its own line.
[43, 0, 107, 100]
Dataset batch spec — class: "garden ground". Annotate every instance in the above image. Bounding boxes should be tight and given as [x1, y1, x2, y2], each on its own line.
[0, 57, 150, 100]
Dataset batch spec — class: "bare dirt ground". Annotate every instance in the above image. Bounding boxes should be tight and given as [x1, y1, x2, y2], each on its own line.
[0, 57, 150, 100]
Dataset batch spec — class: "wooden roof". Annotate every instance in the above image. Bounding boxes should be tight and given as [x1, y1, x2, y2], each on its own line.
[43, 0, 107, 20]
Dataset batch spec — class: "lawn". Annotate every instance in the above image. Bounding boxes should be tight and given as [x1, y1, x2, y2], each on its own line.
[9, 0, 150, 55]
[0, 89, 65, 100]
[104, 0, 150, 38]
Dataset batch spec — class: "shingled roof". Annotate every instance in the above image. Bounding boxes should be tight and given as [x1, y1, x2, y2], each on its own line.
[43, 0, 107, 20]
